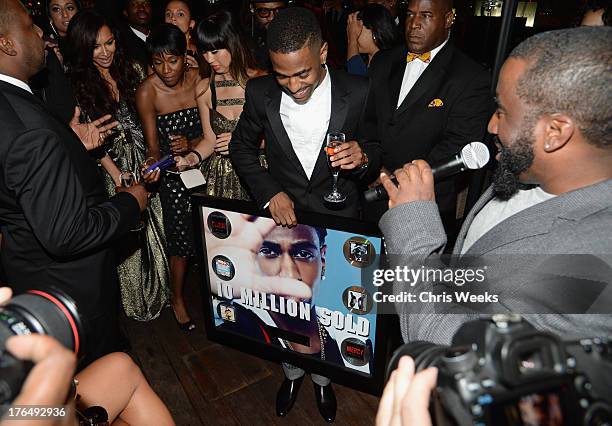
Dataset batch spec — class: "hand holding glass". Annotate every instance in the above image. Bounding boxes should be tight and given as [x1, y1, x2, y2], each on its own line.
[324, 132, 347, 203]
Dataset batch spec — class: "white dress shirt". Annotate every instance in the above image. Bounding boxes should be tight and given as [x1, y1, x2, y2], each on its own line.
[396, 39, 448, 108]
[130, 26, 148, 42]
[0, 73, 33, 94]
[279, 68, 332, 180]
[461, 186, 556, 254]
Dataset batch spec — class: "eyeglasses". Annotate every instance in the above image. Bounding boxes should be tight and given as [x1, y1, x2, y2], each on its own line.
[254, 6, 285, 18]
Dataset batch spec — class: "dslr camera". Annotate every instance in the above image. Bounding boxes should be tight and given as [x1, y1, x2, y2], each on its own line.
[388, 315, 612, 426]
[0, 289, 82, 408]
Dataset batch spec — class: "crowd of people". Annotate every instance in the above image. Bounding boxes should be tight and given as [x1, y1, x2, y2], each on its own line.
[0, 0, 610, 424]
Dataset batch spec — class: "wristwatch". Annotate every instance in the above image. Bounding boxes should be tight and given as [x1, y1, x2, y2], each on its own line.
[359, 151, 369, 170]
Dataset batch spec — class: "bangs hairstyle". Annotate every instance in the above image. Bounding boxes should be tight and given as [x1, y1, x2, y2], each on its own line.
[146, 23, 187, 59]
[195, 10, 255, 86]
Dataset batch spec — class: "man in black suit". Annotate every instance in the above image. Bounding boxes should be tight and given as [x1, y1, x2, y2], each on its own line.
[231, 8, 380, 228]
[230, 7, 380, 421]
[117, 0, 152, 70]
[0, 0, 148, 365]
[363, 0, 491, 229]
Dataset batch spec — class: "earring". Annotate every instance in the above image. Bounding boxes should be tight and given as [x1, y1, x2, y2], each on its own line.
[321, 267, 326, 280]
[372, 34, 377, 41]
[545, 144, 550, 149]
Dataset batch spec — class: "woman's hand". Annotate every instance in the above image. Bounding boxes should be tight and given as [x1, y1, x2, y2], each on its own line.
[174, 151, 201, 171]
[347, 12, 363, 44]
[169, 135, 189, 155]
[140, 158, 161, 184]
[214, 132, 232, 156]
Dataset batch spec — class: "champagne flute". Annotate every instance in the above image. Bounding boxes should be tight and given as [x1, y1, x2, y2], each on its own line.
[120, 170, 145, 232]
[324, 132, 347, 203]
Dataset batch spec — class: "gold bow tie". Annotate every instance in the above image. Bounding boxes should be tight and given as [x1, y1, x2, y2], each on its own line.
[406, 51, 431, 63]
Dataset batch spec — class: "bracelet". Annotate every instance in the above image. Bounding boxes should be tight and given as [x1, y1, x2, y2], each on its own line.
[188, 150, 203, 166]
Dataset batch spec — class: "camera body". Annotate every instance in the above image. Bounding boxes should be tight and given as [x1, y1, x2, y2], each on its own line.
[389, 315, 612, 426]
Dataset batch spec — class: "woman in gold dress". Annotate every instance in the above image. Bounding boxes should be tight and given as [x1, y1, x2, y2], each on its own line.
[178, 10, 266, 199]
[67, 11, 169, 321]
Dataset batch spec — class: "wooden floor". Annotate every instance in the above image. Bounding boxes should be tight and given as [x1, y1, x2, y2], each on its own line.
[122, 266, 380, 426]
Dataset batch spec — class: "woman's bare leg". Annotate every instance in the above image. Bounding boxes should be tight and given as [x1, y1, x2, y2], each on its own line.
[169, 255, 191, 324]
[75, 352, 174, 426]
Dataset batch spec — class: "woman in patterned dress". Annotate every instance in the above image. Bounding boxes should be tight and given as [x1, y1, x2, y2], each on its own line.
[136, 23, 202, 331]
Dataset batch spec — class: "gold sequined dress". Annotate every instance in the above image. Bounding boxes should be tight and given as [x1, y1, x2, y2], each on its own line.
[200, 78, 266, 200]
[103, 100, 170, 321]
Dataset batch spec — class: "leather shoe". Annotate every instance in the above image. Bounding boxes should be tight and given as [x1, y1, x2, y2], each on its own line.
[314, 383, 337, 423]
[275, 376, 304, 417]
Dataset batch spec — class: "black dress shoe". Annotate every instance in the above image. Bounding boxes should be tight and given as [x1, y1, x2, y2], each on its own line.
[276, 376, 304, 417]
[314, 383, 337, 423]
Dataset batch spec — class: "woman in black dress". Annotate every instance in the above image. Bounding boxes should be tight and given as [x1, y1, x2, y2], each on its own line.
[136, 24, 202, 331]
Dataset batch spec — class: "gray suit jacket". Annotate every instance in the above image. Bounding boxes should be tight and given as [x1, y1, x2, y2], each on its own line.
[379, 179, 612, 344]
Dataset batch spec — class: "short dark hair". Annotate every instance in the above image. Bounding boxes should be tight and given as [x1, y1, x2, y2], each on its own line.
[0, 0, 16, 37]
[267, 7, 322, 53]
[509, 26, 611, 148]
[358, 3, 401, 51]
[146, 23, 186, 59]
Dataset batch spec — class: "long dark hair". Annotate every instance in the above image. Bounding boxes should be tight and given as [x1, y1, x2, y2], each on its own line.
[358, 4, 401, 51]
[66, 10, 141, 120]
[195, 10, 256, 86]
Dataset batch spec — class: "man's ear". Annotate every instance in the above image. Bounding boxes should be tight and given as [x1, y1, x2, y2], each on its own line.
[542, 113, 575, 153]
[189, 19, 195, 30]
[319, 41, 328, 65]
[444, 9, 455, 29]
[0, 36, 18, 57]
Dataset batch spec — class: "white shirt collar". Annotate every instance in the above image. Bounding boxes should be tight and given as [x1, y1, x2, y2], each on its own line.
[0, 73, 33, 94]
[130, 26, 148, 42]
[427, 37, 448, 62]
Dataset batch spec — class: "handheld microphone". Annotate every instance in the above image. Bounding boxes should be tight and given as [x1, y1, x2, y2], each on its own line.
[364, 142, 490, 203]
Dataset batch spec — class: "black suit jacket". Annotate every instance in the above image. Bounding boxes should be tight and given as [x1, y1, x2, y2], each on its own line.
[230, 70, 381, 219]
[118, 23, 149, 71]
[0, 81, 140, 326]
[364, 43, 492, 218]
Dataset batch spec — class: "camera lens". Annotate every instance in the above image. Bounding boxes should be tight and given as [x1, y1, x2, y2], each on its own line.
[0, 288, 83, 405]
[584, 402, 612, 426]
[386, 341, 449, 379]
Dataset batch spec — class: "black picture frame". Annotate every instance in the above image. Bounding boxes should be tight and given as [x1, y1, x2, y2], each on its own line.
[191, 194, 390, 396]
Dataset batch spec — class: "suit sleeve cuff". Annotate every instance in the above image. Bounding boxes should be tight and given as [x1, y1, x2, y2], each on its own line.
[108, 191, 141, 234]
[379, 200, 447, 255]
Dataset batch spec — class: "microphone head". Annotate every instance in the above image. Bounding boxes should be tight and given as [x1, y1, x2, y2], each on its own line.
[460, 142, 490, 170]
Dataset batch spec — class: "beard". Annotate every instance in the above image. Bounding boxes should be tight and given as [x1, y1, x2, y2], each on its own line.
[492, 127, 536, 200]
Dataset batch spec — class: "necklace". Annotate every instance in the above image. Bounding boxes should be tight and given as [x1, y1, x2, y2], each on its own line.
[281, 318, 328, 360]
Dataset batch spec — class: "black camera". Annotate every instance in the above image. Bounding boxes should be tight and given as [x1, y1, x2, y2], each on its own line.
[388, 315, 612, 426]
[0, 289, 83, 406]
